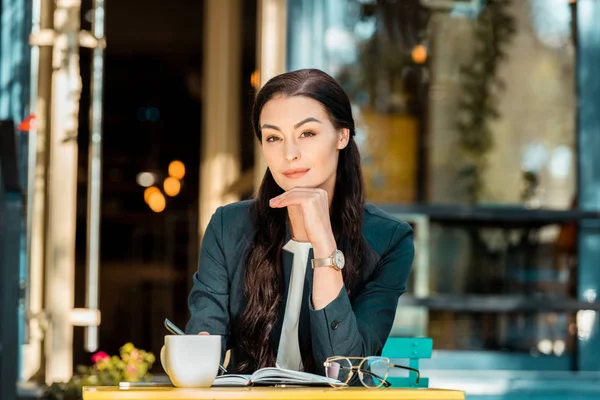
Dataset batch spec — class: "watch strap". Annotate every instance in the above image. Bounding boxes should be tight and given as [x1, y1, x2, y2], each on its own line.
[311, 256, 335, 269]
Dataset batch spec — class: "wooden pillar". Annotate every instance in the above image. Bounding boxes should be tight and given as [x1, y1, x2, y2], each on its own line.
[199, 0, 242, 234]
[253, 0, 287, 191]
[21, 0, 54, 382]
[44, 0, 81, 383]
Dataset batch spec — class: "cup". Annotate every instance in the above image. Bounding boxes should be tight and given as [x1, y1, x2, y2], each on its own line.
[160, 335, 221, 387]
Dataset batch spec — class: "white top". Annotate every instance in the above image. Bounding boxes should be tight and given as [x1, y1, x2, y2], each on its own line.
[275, 239, 312, 371]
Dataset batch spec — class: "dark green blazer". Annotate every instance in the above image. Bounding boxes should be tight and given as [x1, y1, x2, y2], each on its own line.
[185, 200, 414, 374]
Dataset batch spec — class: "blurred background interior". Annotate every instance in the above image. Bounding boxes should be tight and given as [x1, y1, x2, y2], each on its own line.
[1, 0, 600, 399]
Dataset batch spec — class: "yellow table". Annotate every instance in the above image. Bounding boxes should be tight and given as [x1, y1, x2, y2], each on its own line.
[83, 386, 465, 400]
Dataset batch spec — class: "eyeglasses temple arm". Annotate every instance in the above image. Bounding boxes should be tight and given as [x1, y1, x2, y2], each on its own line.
[392, 364, 421, 384]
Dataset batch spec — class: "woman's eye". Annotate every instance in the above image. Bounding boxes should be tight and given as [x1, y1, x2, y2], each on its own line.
[300, 131, 316, 138]
[265, 136, 280, 142]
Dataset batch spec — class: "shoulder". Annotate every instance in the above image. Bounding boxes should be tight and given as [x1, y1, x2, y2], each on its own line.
[203, 200, 257, 266]
[363, 203, 413, 255]
[209, 200, 256, 242]
[363, 203, 413, 235]
[217, 199, 254, 223]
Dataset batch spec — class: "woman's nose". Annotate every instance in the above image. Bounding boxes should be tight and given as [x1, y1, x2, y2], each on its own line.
[284, 141, 300, 161]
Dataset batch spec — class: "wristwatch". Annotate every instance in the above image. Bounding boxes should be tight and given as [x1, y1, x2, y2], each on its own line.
[311, 249, 345, 271]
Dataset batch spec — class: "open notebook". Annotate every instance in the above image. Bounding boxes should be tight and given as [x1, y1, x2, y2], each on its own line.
[212, 367, 344, 387]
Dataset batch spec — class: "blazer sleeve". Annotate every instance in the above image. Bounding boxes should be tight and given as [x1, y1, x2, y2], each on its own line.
[185, 206, 230, 363]
[309, 221, 414, 372]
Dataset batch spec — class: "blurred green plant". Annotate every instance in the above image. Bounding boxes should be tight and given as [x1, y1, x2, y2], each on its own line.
[336, 0, 430, 115]
[456, 0, 516, 204]
[45, 343, 155, 400]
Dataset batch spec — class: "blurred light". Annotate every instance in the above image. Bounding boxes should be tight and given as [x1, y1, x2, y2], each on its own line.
[251, 70, 261, 89]
[163, 177, 181, 197]
[530, 0, 572, 48]
[168, 160, 186, 180]
[522, 142, 548, 172]
[537, 339, 553, 355]
[136, 172, 156, 187]
[553, 340, 566, 356]
[411, 45, 428, 64]
[448, 0, 485, 19]
[354, 18, 376, 41]
[144, 186, 160, 203]
[137, 107, 160, 122]
[324, 27, 356, 64]
[549, 146, 572, 179]
[583, 289, 597, 303]
[577, 310, 596, 341]
[147, 191, 166, 213]
[146, 107, 160, 122]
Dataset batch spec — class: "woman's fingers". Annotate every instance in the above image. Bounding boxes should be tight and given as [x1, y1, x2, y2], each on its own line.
[269, 187, 334, 246]
[270, 188, 326, 208]
[271, 193, 316, 208]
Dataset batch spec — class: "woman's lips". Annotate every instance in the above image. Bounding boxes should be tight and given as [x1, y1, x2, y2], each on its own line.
[283, 168, 310, 179]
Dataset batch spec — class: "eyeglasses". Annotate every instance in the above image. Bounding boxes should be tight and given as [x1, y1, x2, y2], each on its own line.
[324, 356, 420, 388]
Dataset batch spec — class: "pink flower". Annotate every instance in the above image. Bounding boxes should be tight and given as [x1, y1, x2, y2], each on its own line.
[91, 351, 110, 363]
[127, 364, 138, 374]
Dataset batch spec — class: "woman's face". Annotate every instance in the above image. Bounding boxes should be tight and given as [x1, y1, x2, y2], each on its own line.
[259, 95, 349, 193]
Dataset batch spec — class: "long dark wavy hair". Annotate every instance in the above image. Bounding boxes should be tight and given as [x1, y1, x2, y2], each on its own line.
[234, 69, 369, 373]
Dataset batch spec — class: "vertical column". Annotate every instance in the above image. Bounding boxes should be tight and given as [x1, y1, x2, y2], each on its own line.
[0, 121, 22, 400]
[84, 0, 106, 354]
[44, 0, 81, 383]
[21, 0, 53, 382]
[0, 196, 22, 400]
[253, 0, 287, 191]
[576, 0, 600, 371]
[199, 0, 242, 234]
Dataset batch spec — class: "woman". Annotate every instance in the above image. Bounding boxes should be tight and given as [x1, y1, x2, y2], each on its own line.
[185, 69, 414, 375]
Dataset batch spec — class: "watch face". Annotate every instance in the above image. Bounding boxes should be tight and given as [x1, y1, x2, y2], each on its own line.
[334, 250, 345, 269]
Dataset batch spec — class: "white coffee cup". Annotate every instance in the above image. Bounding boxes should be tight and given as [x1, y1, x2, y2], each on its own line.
[160, 335, 221, 387]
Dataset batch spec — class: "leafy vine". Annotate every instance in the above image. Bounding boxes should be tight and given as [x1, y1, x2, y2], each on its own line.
[455, 0, 516, 204]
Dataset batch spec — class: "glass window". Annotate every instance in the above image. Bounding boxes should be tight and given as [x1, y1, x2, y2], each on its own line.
[287, 0, 580, 369]
[288, 0, 576, 208]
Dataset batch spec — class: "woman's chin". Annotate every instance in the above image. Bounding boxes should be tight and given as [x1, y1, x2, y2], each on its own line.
[275, 179, 314, 191]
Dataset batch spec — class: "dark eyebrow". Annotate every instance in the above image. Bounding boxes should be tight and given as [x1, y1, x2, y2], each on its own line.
[260, 117, 322, 132]
[260, 123, 281, 131]
[294, 117, 322, 128]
